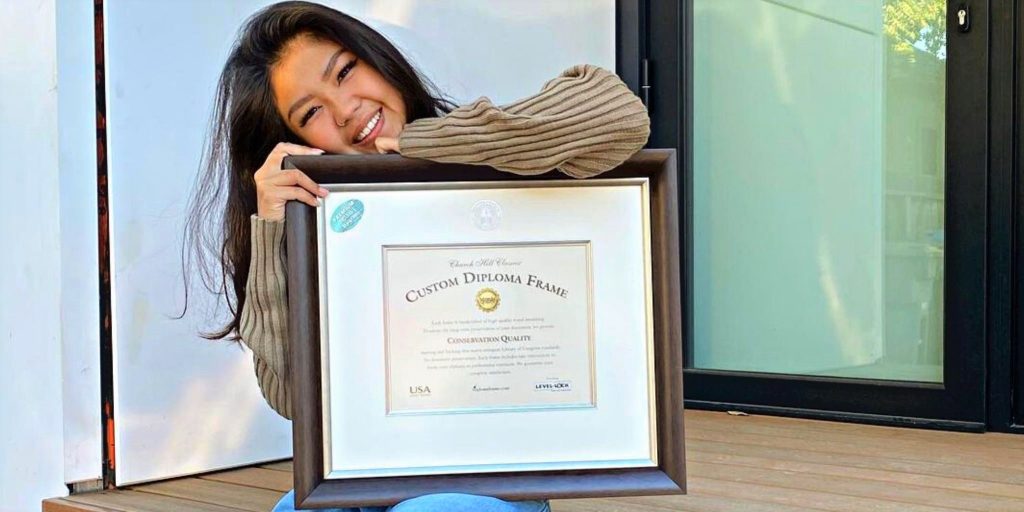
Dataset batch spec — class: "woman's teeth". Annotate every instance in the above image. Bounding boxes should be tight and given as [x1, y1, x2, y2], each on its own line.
[355, 110, 381, 143]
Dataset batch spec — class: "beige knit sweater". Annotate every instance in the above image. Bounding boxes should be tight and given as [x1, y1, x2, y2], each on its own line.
[239, 64, 650, 420]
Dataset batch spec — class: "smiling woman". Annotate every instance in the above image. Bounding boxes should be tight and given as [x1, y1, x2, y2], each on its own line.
[180, 2, 648, 511]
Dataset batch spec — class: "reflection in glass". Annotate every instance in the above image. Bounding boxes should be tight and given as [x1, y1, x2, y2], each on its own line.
[692, 0, 946, 382]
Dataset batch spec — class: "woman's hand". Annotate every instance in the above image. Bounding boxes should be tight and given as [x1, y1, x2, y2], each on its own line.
[254, 142, 329, 221]
[374, 136, 399, 154]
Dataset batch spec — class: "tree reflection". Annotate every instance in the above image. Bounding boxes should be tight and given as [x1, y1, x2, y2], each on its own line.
[884, 0, 947, 61]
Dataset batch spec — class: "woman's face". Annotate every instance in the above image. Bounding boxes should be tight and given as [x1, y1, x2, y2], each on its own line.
[270, 34, 406, 154]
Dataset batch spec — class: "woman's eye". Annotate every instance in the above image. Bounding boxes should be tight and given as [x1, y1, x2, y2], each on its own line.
[297, 58, 356, 128]
[299, 105, 320, 128]
[337, 58, 357, 84]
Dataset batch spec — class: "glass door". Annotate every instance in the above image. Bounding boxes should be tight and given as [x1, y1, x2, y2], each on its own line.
[649, 0, 988, 428]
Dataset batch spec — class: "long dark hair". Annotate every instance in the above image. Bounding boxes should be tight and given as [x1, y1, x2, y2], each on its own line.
[182, 1, 455, 340]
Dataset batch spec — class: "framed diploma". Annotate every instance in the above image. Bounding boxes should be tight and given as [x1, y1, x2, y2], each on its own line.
[283, 149, 684, 509]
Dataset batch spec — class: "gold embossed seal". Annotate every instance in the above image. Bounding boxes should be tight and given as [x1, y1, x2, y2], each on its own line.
[475, 287, 500, 313]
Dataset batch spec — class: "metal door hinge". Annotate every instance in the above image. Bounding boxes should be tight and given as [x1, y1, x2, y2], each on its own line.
[641, 59, 651, 108]
[70, 479, 104, 494]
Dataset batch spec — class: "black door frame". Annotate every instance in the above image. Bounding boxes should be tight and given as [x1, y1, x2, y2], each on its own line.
[997, 0, 1024, 433]
[983, 0, 1015, 433]
[1015, 0, 1024, 432]
[616, 0, 645, 100]
[644, 0, 1019, 431]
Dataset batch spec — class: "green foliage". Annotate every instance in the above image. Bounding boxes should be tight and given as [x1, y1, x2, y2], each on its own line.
[883, 0, 946, 61]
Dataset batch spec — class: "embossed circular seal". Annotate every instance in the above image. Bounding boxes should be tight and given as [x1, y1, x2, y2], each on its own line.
[475, 287, 501, 313]
[471, 200, 502, 230]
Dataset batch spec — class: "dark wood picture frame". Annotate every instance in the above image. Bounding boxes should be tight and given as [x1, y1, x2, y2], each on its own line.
[283, 149, 684, 509]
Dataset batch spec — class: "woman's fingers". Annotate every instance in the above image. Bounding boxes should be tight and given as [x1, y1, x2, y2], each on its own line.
[255, 142, 327, 220]
[263, 142, 325, 171]
[268, 169, 328, 197]
[274, 142, 325, 157]
[374, 136, 399, 154]
[276, 186, 320, 208]
[257, 143, 321, 175]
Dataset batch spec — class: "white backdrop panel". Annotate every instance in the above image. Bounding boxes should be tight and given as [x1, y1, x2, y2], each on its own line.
[105, 0, 614, 485]
[0, 1, 68, 509]
[58, 0, 102, 485]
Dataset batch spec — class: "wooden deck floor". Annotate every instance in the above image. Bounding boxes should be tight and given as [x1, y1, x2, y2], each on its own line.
[44, 410, 1024, 511]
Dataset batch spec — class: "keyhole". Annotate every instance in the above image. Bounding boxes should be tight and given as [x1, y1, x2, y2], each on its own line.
[956, 4, 971, 32]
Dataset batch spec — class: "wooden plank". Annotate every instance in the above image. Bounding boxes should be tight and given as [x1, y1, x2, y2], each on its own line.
[551, 499, 670, 512]
[686, 423, 1024, 473]
[691, 477, 965, 512]
[129, 477, 283, 512]
[690, 441, 1024, 498]
[609, 494, 824, 511]
[691, 436, 1024, 486]
[63, 489, 247, 512]
[687, 413, 1024, 465]
[42, 498, 119, 512]
[691, 460, 1024, 512]
[686, 414, 1024, 468]
[691, 411, 1024, 451]
[198, 467, 292, 492]
[259, 461, 292, 473]
[687, 433, 1024, 489]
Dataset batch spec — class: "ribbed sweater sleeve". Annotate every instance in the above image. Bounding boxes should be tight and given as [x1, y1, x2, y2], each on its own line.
[397, 64, 650, 178]
[238, 214, 293, 420]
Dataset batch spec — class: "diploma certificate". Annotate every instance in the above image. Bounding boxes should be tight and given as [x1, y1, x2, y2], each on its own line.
[382, 242, 596, 414]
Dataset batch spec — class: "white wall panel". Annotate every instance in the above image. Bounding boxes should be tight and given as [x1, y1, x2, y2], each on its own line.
[57, 0, 103, 485]
[105, 0, 614, 485]
[0, 0, 68, 509]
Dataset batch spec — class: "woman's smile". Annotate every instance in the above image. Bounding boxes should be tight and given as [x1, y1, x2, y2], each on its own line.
[353, 107, 384, 146]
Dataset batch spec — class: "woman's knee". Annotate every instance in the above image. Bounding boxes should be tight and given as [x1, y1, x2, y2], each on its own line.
[388, 493, 549, 512]
[271, 489, 296, 512]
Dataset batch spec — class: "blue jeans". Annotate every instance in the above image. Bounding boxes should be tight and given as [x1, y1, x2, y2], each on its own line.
[271, 489, 551, 512]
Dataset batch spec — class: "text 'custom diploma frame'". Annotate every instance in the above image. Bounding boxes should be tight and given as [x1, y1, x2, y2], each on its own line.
[382, 242, 596, 415]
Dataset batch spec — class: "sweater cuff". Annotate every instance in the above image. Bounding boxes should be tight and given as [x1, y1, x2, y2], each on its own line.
[240, 213, 292, 419]
[250, 214, 285, 256]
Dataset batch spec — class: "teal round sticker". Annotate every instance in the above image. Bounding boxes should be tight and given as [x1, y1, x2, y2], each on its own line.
[330, 199, 364, 233]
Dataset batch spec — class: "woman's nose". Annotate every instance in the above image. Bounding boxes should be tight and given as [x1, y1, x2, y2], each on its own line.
[328, 96, 359, 129]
